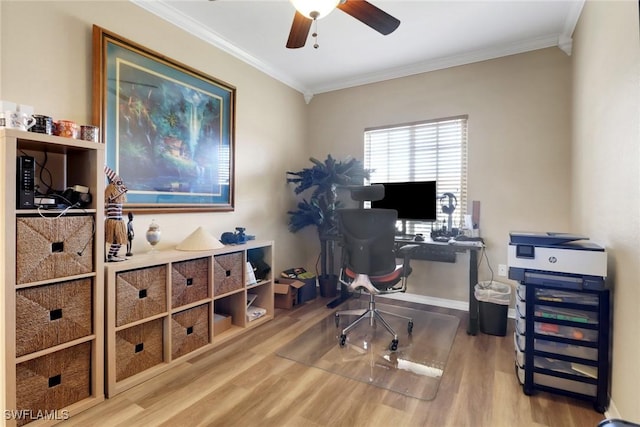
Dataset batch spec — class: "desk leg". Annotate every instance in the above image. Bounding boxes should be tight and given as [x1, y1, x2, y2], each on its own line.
[467, 249, 479, 335]
[326, 283, 352, 308]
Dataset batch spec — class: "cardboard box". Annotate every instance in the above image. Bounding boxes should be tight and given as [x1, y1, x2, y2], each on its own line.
[274, 278, 305, 309]
[213, 313, 232, 335]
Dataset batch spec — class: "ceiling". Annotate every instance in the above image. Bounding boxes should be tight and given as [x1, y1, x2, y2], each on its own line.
[133, 0, 584, 101]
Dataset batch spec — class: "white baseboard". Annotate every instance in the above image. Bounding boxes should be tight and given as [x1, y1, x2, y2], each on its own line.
[605, 399, 620, 420]
[380, 292, 469, 311]
[381, 292, 517, 319]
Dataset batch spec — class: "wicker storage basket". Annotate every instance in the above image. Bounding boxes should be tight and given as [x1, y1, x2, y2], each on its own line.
[16, 342, 91, 426]
[214, 252, 243, 295]
[115, 318, 164, 382]
[116, 265, 167, 327]
[171, 304, 210, 359]
[16, 278, 93, 357]
[16, 215, 94, 284]
[171, 258, 209, 308]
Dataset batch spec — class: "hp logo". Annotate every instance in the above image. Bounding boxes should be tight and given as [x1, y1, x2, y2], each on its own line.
[548, 256, 557, 263]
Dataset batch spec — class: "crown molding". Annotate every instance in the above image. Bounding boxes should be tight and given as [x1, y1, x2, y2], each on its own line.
[311, 33, 562, 95]
[131, 0, 584, 101]
[130, 0, 310, 95]
[563, 0, 585, 38]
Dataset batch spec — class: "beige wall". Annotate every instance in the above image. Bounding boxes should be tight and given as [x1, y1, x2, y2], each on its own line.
[0, 2, 575, 300]
[306, 48, 573, 301]
[572, 0, 640, 421]
[0, 1, 311, 274]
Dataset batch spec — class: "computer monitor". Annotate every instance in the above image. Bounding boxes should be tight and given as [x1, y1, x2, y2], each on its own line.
[371, 181, 437, 222]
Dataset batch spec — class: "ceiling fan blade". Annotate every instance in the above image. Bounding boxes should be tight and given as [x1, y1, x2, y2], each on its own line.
[337, 0, 400, 35]
[286, 11, 312, 48]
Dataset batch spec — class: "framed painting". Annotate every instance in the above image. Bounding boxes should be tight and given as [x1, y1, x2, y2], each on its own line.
[92, 25, 235, 212]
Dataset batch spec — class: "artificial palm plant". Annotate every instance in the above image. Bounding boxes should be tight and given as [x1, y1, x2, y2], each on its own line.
[287, 155, 369, 295]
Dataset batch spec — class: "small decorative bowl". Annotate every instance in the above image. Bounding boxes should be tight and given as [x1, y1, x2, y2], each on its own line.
[54, 120, 79, 138]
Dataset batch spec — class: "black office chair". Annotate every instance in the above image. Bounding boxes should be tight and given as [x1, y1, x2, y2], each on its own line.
[334, 186, 417, 351]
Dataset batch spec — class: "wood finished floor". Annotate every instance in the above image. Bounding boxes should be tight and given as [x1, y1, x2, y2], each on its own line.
[63, 296, 606, 427]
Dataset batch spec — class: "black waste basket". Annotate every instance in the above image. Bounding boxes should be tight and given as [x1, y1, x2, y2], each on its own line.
[474, 281, 511, 336]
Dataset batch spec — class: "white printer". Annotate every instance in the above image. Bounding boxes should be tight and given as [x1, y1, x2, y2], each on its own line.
[508, 232, 607, 290]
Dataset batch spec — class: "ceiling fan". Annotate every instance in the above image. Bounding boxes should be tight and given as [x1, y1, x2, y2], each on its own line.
[286, 0, 400, 49]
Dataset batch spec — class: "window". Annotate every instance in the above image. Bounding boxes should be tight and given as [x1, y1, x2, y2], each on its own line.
[364, 115, 468, 236]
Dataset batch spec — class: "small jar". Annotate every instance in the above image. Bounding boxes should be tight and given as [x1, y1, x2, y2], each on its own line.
[54, 120, 79, 138]
[145, 220, 161, 252]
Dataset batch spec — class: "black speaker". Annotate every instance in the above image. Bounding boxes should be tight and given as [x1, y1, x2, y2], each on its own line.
[17, 156, 35, 209]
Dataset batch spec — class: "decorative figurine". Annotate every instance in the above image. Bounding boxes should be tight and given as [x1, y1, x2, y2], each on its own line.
[104, 165, 128, 262]
[146, 219, 161, 252]
[126, 212, 135, 256]
[220, 227, 250, 244]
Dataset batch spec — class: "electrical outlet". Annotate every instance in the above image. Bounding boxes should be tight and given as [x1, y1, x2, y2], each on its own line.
[498, 264, 507, 277]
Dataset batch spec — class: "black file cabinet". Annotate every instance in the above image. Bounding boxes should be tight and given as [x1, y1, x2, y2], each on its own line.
[514, 276, 610, 413]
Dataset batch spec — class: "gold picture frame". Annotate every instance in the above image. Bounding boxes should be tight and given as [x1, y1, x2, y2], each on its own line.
[92, 25, 236, 213]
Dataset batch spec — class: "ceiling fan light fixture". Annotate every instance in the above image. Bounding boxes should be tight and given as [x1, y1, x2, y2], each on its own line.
[290, 0, 340, 20]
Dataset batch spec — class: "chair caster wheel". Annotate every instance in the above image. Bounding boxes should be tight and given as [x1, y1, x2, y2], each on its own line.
[339, 334, 347, 347]
[408, 321, 413, 334]
[335, 314, 340, 328]
[389, 339, 398, 351]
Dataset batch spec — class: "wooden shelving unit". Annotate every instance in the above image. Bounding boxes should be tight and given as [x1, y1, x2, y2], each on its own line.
[0, 129, 105, 426]
[104, 241, 274, 397]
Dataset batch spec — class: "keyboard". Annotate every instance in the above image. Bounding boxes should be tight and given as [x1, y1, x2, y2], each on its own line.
[453, 235, 484, 242]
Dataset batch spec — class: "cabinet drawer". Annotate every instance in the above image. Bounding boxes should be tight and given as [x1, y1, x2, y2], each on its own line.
[214, 252, 243, 295]
[534, 322, 598, 342]
[116, 266, 167, 326]
[16, 342, 91, 426]
[16, 215, 94, 284]
[514, 331, 525, 352]
[515, 302, 526, 332]
[534, 372, 597, 397]
[515, 362, 524, 385]
[16, 278, 93, 357]
[171, 258, 209, 308]
[534, 305, 598, 325]
[171, 304, 210, 359]
[534, 355, 597, 379]
[515, 342, 524, 368]
[534, 338, 598, 361]
[115, 319, 164, 381]
[535, 288, 599, 306]
[516, 298, 526, 316]
[515, 310, 526, 335]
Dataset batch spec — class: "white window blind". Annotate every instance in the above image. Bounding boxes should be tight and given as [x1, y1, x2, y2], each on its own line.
[364, 115, 468, 236]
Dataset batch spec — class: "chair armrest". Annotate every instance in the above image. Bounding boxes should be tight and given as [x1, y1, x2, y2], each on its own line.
[396, 244, 419, 277]
[397, 243, 419, 258]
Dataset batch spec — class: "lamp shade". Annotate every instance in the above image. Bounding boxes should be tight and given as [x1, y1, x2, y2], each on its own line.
[176, 226, 224, 251]
[290, 0, 340, 19]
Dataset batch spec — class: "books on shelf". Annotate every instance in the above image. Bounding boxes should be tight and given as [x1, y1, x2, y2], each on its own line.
[281, 267, 315, 280]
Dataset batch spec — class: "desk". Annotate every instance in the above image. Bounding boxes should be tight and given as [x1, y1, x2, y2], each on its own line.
[395, 238, 483, 335]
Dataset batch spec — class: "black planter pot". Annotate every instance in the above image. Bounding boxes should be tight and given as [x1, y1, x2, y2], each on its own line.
[318, 274, 338, 298]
